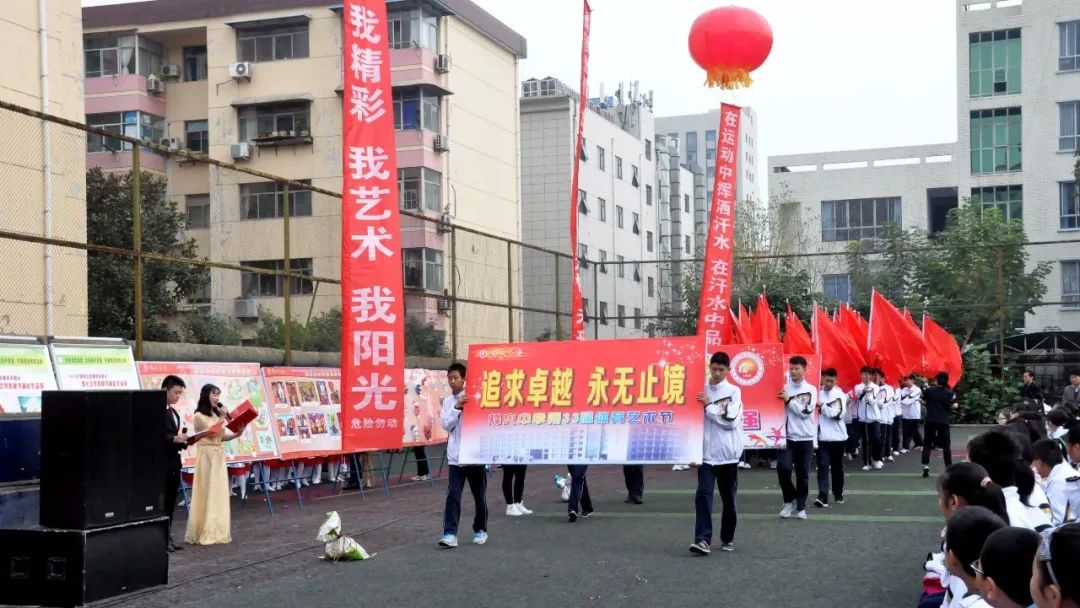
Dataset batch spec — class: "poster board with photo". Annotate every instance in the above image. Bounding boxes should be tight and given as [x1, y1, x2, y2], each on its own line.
[402, 368, 451, 447]
[0, 343, 59, 415]
[260, 367, 343, 459]
[49, 343, 141, 391]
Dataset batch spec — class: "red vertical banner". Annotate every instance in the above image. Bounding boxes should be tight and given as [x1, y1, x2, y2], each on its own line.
[697, 103, 741, 351]
[569, 0, 591, 340]
[341, 0, 405, 451]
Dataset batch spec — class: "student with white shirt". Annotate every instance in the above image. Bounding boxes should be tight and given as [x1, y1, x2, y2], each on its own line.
[900, 375, 924, 453]
[1046, 409, 1073, 461]
[776, 355, 817, 520]
[1029, 522, 1080, 608]
[689, 351, 743, 555]
[968, 429, 1053, 532]
[975, 526, 1042, 608]
[847, 367, 873, 460]
[438, 362, 489, 548]
[815, 368, 847, 508]
[853, 368, 882, 471]
[1033, 438, 1079, 525]
[872, 370, 896, 463]
[943, 506, 1007, 608]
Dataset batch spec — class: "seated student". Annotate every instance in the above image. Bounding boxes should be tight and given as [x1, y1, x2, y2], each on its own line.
[1066, 425, 1080, 468]
[1045, 409, 1073, 461]
[975, 526, 1042, 608]
[1029, 522, 1080, 608]
[1033, 438, 1080, 525]
[968, 429, 1053, 531]
[943, 507, 1007, 608]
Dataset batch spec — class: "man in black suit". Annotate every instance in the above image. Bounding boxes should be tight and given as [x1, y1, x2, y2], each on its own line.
[1020, 370, 1042, 402]
[162, 375, 188, 552]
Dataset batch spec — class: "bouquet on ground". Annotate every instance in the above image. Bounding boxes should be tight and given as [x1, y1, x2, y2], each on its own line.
[316, 511, 372, 562]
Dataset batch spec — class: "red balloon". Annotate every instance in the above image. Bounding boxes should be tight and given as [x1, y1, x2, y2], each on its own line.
[688, 6, 773, 89]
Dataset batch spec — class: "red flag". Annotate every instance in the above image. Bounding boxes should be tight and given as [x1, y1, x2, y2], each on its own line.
[754, 293, 780, 343]
[734, 302, 752, 345]
[813, 307, 863, 391]
[783, 304, 814, 355]
[568, 0, 591, 340]
[868, 290, 924, 384]
[838, 304, 870, 360]
[922, 315, 963, 387]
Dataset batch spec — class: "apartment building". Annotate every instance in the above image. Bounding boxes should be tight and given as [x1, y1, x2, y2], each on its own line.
[519, 77, 660, 340]
[656, 106, 761, 205]
[654, 134, 705, 310]
[769, 0, 1080, 334]
[0, 0, 87, 337]
[81, 0, 526, 355]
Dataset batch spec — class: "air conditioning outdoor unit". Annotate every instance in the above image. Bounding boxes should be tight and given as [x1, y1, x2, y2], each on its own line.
[233, 298, 260, 319]
[146, 78, 165, 95]
[437, 298, 452, 312]
[436, 213, 453, 234]
[435, 54, 451, 73]
[159, 64, 182, 79]
[229, 62, 252, 80]
[230, 142, 252, 160]
[433, 134, 450, 152]
[159, 138, 181, 150]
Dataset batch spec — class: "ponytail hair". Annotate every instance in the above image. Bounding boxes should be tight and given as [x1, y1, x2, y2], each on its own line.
[938, 462, 1010, 524]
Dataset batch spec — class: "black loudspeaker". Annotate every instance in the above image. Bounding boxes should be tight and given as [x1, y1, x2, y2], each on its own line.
[0, 517, 169, 607]
[40, 391, 166, 530]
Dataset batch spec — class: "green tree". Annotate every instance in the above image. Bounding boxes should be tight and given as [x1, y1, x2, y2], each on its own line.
[404, 315, 448, 357]
[179, 313, 242, 346]
[954, 345, 1019, 423]
[87, 168, 204, 341]
[534, 327, 569, 342]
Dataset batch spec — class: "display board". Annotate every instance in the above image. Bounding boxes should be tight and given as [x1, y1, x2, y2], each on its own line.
[49, 343, 141, 391]
[0, 343, 58, 414]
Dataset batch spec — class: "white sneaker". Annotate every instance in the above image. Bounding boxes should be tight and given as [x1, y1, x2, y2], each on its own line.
[900, 449, 910, 454]
[796, 510, 807, 520]
[506, 504, 523, 516]
[672, 465, 690, 471]
[516, 503, 533, 515]
[861, 465, 871, 471]
[779, 501, 797, 518]
[473, 531, 488, 545]
[410, 475, 430, 482]
[886, 456, 895, 463]
[438, 534, 458, 548]
[873, 461, 884, 470]
[738, 462, 752, 469]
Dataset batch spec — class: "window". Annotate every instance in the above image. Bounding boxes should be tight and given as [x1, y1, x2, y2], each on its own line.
[633, 307, 642, 330]
[399, 167, 442, 212]
[823, 274, 852, 303]
[579, 140, 588, 161]
[191, 268, 211, 305]
[647, 276, 655, 298]
[646, 231, 654, 253]
[240, 181, 313, 220]
[632, 212, 640, 235]
[616, 205, 624, 229]
[84, 34, 161, 78]
[705, 129, 717, 160]
[707, 166, 715, 183]
[578, 189, 589, 215]
[599, 250, 608, 274]
[645, 139, 652, 161]
[684, 235, 692, 254]
[185, 194, 210, 229]
[615, 157, 624, 180]
[969, 29, 1021, 97]
[617, 305, 626, 328]
[393, 88, 441, 132]
[687, 150, 698, 165]
[633, 263, 641, 282]
[1063, 261, 1080, 308]
[1059, 21, 1080, 71]
[1059, 101, 1080, 152]
[600, 302, 609, 325]
[579, 243, 589, 268]
[646, 184, 653, 206]
[185, 120, 209, 153]
[1062, 182, 1080, 230]
[616, 255, 626, 278]
[599, 198, 607, 222]
[86, 111, 163, 152]
[582, 297, 590, 322]
[597, 146, 606, 171]
[403, 248, 444, 291]
[183, 46, 207, 82]
[684, 194, 690, 214]
[972, 185, 1022, 222]
[970, 107, 1021, 173]
[237, 25, 309, 62]
[820, 197, 902, 242]
[238, 102, 310, 140]
[685, 131, 697, 152]
[387, 7, 440, 50]
[631, 165, 640, 187]
[241, 259, 313, 297]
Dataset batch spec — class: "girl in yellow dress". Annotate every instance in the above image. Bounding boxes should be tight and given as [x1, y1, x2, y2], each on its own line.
[185, 384, 246, 545]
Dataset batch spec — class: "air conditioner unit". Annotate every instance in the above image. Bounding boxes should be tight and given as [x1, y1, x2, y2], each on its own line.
[233, 298, 260, 319]
[435, 54, 451, 73]
[229, 62, 252, 80]
[433, 134, 450, 152]
[146, 77, 165, 95]
[230, 142, 252, 160]
[437, 297, 452, 312]
[160, 64, 182, 79]
[436, 213, 453, 233]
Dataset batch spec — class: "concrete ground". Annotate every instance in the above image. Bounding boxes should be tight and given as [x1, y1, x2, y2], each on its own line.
[92, 428, 983, 608]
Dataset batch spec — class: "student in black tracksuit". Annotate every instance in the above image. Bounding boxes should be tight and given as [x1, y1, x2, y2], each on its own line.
[921, 372, 957, 478]
[567, 464, 593, 522]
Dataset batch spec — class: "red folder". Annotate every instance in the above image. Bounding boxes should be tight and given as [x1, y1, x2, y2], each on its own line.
[186, 420, 224, 445]
[226, 400, 257, 433]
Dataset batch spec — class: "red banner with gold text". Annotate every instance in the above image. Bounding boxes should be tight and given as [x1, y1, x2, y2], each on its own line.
[459, 337, 705, 464]
[698, 104, 741, 350]
[341, 0, 405, 450]
[570, 0, 591, 340]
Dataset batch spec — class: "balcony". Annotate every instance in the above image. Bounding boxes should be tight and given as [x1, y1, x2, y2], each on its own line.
[85, 75, 167, 117]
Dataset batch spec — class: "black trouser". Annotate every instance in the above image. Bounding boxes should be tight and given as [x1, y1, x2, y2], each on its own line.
[816, 441, 846, 503]
[567, 465, 592, 514]
[846, 419, 861, 456]
[694, 463, 738, 545]
[862, 421, 883, 465]
[921, 422, 952, 468]
[777, 440, 813, 511]
[165, 463, 180, 542]
[414, 446, 430, 477]
[622, 465, 644, 503]
[890, 416, 902, 452]
[501, 465, 527, 504]
[443, 465, 487, 536]
[902, 419, 923, 450]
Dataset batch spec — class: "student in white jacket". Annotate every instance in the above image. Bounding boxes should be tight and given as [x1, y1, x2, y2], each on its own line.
[899, 375, 924, 453]
[815, 369, 848, 508]
[776, 355, 817, 520]
[689, 351, 744, 555]
[438, 362, 489, 548]
[852, 369, 881, 471]
[1033, 438, 1080, 525]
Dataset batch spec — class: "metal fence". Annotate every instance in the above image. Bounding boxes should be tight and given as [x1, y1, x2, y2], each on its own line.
[1, 99, 1079, 368]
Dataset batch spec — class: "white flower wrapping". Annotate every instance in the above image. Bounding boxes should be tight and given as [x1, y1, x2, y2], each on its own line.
[316, 511, 372, 562]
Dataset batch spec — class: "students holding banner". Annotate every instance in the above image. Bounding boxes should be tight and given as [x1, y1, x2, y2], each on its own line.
[439, 363, 489, 548]
[777, 356, 817, 520]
